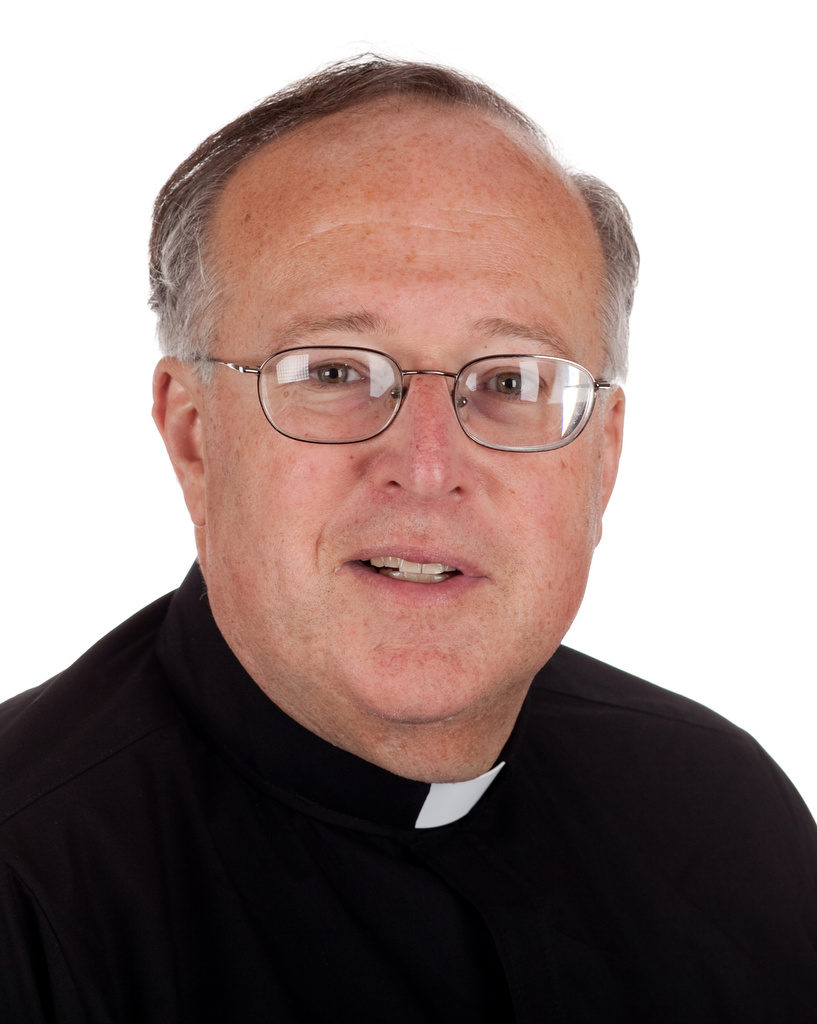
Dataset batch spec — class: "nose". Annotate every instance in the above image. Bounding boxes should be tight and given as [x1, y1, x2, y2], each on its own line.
[371, 371, 472, 501]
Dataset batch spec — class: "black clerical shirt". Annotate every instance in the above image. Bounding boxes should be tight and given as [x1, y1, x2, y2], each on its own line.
[1, 564, 816, 1022]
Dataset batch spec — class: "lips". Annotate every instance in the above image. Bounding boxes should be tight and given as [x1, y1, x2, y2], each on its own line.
[364, 555, 461, 584]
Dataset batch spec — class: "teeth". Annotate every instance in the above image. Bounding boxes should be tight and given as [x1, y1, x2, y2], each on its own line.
[368, 556, 459, 583]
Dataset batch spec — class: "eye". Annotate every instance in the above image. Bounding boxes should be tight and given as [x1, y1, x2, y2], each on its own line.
[488, 371, 524, 396]
[312, 362, 365, 384]
[462, 360, 555, 407]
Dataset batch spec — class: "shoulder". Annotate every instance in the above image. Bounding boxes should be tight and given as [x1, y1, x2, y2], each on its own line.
[540, 643, 745, 724]
[536, 645, 745, 732]
[504, 649, 817, 1015]
[524, 646, 817, 858]
[527, 645, 784, 782]
[0, 590, 180, 829]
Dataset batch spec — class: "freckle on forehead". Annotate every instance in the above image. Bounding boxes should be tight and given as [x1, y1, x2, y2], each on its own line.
[221, 101, 577, 230]
[211, 99, 606, 367]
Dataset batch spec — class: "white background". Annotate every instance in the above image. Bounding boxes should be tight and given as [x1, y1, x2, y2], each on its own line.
[2, 2, 815, 815]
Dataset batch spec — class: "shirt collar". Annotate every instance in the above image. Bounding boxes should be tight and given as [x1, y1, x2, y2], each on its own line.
[156, 564, 507, 832]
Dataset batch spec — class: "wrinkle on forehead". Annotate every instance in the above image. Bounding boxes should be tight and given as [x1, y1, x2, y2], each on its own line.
[299, 209, 526, 232]
[276, 216, 592, 288]
[283, 213, 526, 252]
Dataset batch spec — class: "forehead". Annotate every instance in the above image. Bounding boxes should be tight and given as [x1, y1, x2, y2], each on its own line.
[208, 99, 605, 361]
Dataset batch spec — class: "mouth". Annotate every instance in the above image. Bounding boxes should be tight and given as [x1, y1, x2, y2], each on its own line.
[361, 555, 462, 584]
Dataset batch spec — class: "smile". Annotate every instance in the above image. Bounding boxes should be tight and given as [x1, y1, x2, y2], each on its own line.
[364, 556, 461, 584]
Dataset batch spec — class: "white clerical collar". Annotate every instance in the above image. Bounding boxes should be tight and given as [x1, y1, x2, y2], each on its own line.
[414, 762, 505, 829]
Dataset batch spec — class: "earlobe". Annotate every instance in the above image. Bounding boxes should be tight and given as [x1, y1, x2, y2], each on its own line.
[152, 359, 207, 527]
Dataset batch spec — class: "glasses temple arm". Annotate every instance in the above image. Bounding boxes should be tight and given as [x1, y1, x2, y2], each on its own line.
[208, 359, 261, 376]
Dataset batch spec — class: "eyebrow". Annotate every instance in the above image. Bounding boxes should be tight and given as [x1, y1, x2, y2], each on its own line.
[471, 316, 572, 358]
[278, 311, 391, 344]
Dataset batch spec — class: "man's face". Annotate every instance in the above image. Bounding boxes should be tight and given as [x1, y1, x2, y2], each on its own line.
[157, 100, 624, 778]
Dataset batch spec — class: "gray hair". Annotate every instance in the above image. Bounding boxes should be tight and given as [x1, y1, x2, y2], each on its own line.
[149, 55, 638, 380]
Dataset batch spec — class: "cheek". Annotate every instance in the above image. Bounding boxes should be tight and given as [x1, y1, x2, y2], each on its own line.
[203, 421, 355, 574]
[200, 443, 317, 639]
[517, 453, 600, 542]
[510, 453, 602, 606]
[198, 402, 283, 578]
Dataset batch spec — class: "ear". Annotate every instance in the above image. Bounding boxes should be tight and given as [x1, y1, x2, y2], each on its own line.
[595, 387, 625, 543]
[152, 358, 206, 527]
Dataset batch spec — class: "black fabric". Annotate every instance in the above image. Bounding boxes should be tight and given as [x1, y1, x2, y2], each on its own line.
[1, 564, 816, 1023]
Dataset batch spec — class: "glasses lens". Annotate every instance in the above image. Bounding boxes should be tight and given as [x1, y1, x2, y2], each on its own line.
[455, 356, 596, 451]
[259, 347, 401, 443]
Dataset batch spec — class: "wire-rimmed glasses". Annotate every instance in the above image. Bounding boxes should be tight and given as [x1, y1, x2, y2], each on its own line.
[207, 346, 613, 453]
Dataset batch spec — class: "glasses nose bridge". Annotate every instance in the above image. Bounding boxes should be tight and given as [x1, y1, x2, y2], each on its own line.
[397, 367, 460, 414]
[400, 368, 458, 383]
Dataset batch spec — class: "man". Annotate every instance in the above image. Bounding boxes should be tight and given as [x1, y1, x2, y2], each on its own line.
[1, 57, 815, 1022]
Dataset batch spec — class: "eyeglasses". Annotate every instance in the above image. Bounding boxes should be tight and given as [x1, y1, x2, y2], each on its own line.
[207, 346, 613, 453]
